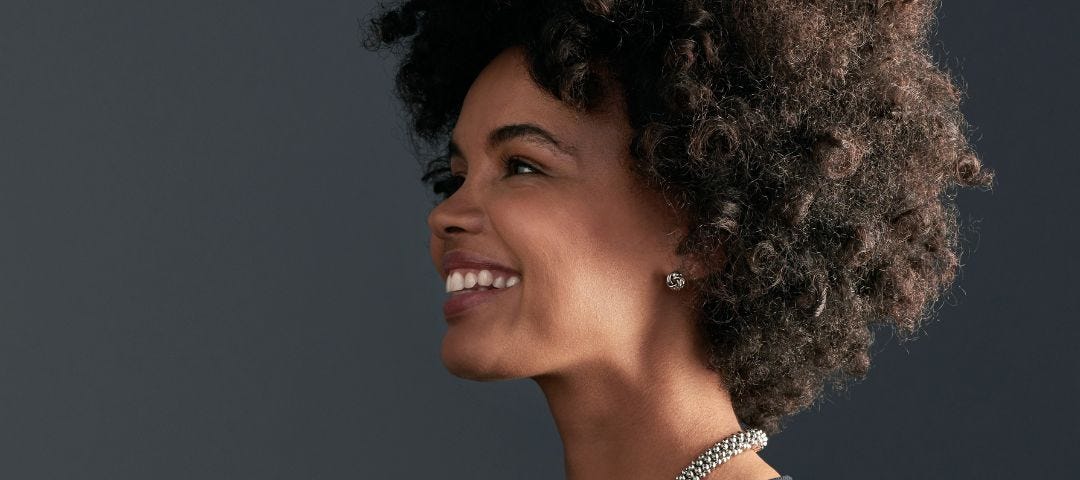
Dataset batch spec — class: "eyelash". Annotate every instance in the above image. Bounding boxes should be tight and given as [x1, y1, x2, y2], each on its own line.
[432, 156, 540, 200]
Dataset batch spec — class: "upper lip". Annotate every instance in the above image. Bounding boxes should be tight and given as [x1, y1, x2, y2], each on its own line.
[441, 249, 520, 279]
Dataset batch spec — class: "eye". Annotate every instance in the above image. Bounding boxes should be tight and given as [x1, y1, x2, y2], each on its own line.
[505, 156, 541, 176]
[431, 157, 541, 201]
[432, 174, 464, 200]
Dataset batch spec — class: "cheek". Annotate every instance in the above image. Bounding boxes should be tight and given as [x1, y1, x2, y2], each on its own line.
[496, 186, 640, 277]
[490, 186, 662, 326]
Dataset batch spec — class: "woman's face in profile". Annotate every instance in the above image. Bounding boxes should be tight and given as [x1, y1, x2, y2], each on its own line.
[429, 46, 692, 380]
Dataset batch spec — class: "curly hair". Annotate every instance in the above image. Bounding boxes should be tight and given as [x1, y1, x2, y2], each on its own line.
[363, 0, 994, 434]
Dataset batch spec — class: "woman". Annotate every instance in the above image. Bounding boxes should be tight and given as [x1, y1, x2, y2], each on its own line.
[364, 1, 993, 479]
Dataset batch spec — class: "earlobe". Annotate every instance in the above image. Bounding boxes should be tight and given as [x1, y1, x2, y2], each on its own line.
[662, 234, 710, 285]
[664, 252, 708, 292]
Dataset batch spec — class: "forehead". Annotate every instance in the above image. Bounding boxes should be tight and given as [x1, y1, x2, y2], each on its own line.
[453, 47, 630, 151]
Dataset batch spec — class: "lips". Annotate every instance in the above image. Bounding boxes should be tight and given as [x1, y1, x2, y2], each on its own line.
[441, 249, 520, 279]
[442, 287, 514, 318]
[440, 249, 521, 319]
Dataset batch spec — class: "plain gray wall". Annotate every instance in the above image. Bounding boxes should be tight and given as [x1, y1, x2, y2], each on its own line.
[1, 1, 1075, 478]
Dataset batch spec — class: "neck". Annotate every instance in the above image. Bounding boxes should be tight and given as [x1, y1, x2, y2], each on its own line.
[531, 315, 781, 480]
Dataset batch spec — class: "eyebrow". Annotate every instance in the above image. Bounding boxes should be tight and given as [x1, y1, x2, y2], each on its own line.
[447, 123, 577, 161]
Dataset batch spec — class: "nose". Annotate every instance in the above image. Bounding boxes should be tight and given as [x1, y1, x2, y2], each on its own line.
[427, 180, 485, 240]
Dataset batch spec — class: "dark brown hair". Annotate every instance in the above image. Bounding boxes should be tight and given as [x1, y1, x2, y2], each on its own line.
[363, 0, 994, 433]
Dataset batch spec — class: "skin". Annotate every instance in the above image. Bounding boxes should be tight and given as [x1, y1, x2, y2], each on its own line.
[428, 46, 782, 480]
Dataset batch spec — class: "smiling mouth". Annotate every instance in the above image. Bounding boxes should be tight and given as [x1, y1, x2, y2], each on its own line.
[444, 269, 521, 294]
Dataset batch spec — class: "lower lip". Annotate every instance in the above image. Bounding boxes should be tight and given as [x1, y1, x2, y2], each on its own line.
[442, 286, 514, 319]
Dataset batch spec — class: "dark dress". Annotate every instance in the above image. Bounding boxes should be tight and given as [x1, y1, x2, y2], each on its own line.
[770, 476, 794, 480]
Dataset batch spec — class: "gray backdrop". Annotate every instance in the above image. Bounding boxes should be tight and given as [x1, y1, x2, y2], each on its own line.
[1, 1, 1075, 478]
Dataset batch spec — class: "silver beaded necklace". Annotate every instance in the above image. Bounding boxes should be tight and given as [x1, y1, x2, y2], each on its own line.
[674, 428, 768, 480]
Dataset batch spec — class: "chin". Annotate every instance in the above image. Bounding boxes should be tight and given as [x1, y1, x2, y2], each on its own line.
[440, 335, 526, 381]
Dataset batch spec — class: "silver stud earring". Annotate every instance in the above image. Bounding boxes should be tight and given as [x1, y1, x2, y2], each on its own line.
[666, 271, 686, 291]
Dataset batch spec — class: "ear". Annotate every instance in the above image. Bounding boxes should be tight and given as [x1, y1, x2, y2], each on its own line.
[679, 250, 711, 283]
[656, 189, 714, 282]
[660, 208, 712, 281]
[662, 226, 711, 283]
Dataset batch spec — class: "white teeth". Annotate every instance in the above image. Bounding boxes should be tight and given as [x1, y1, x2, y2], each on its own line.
[444, 269, 521, 293]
